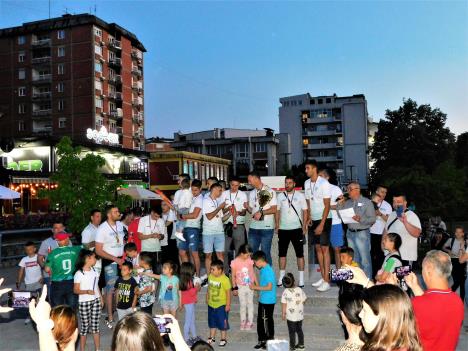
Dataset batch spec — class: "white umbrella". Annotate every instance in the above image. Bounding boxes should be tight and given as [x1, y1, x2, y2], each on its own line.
[0, 185, 20, 199]
[118, 186, 162, 200]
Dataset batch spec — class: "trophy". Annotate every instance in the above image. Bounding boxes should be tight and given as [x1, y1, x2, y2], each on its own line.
[258, 189, 272, 221]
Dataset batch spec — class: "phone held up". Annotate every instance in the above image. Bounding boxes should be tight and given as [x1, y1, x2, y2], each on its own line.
[329, 268, 354, 282]
[153, 315, 172, 334]
[396, 205, 404, 218]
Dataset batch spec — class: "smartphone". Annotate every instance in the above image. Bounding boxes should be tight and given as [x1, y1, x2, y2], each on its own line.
[395, 265, 412, 279]
[153, 316, 172, 333]
[396, 206, 404, 218]
[8, 291, 34, 308]
[329, 268, 354, 282]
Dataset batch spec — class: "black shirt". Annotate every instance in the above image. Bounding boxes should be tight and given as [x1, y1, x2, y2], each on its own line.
[114, 276, 138, 309]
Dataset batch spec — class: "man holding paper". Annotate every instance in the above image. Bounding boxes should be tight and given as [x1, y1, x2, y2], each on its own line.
[337, 182, 376, 278]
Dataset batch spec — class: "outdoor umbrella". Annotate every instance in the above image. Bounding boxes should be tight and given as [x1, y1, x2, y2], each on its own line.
[0, 185, 20, 199]
[118, 186, 162, 200]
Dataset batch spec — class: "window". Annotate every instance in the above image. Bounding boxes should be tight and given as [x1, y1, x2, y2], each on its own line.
[18, 51, 25, 62]
[109, 51, 115, 61]
[18, 87, 26, 97]
[236, 143, 250, 158]
[94, 45, 102, 56]
[109, 68, 115, 78]
[298, 100, 302, 105]
[95, 115, 103, 128]
[57, 64, 64, 75]
[57, 82, 64, 92]
[57, 30, 65, 39]
[18, 68, 25, 80]
[18, 103, 26, 114]
[318, 98, 323, 104]
[58, 100, 65, 111]
[95, 97, 103, 109]
[95, 79, 102, 92]
[18, 120, 25, 131]
[95, 61, 102, 73]
[94, 27, 102, 37]
[310, 99, 315, 105]
[303, 138, 309, 146]
[59, 118, 66, 128]
[326, 98, 331, 104]
[58, 46, 65, 57]
[255, 143, 266, 153]
[18, 36, 25, 45]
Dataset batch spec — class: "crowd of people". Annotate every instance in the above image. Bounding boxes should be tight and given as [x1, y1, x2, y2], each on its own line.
[4, 159, 466, 351]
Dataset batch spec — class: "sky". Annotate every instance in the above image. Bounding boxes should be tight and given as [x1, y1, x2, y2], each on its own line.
[1, 0, 467, 138]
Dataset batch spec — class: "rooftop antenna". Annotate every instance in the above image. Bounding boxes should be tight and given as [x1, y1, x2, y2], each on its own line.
[48, 0, 51, 18]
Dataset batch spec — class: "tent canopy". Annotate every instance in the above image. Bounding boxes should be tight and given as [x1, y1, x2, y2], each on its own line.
[0, 185, 20, 200]
[118, 186, 162, 200]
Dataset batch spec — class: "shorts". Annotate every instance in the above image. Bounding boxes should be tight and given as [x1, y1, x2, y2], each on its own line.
[330, 223, 344, 247]
[104, 263, 119, 293]
[117, 307, 133, 321]
[278, 228, 305, 258]
[178, 227, 200, 251]
[309, 219, 332, 246]
[203, 234, 225, 254]
[208, 305, 230, 330]
[161, 299, 178, 311]
[25, 282, 43, 292]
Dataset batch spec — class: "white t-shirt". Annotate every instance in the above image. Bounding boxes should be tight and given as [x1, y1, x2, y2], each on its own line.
[202, 195, 224, 235]
[329, 184, 343, 225]
[81, 223, 102, 274]
[73, 269, 100, 302]
[138, 215, 166, 252]
[248, 185, 277, 230]
[370, 200, 392, 235]
[221, 190, 248, 225]
[185, 194, 203, 229]
[174, 188, 193, 210]
[96, 221, 125, 258]
[443, 238, 467, 258]
[277, 191, 307, 230]
[281, 287, 307, 322]
[385, 210, 421, 261]
[304, 176, 332, 221]
[161, 210, 177, 245]
[18, 255, 42, 285]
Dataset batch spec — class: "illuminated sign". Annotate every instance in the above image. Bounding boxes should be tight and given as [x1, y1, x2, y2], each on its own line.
[7, 160, 43, 171]
[86, 126, 119, 145]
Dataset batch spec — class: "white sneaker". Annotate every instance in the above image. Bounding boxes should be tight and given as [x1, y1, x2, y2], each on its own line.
[174, 231, 186, 242]
[317, 281, 330, 292]
[312, 278, 324, 287]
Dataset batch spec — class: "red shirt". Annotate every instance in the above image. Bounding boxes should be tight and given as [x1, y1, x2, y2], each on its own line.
[128, 217, 142, 252]
[181, 281, 198, 305]
[412, 289, 463, 351]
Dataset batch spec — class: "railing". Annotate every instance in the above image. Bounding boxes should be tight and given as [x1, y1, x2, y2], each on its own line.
[109, 58, 121, 66]
[32, 92, 51, 99]
[32, 126, 52, 133]
[32, 109, 52, 116]
[108, 39, 121, 50]
[32, 74, 52, 83]
[32, 56, 51, 64]
[108, 75, 122, 84]
[31, 38, 51, 46]
[132, 67, 142, 76]
[0, 228, 52, 262]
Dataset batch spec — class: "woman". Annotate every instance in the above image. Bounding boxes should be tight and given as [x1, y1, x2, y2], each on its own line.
[335, 286, 366, 351]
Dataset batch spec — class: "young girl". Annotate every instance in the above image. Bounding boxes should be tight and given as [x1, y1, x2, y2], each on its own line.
[281, 273, 307, 350]
[375, 233, 402, 284]
[73, 249, 103, 351]
[143, 260, 179, 316]
[230, 244, 256, 330]
[179, 262, 201, 343]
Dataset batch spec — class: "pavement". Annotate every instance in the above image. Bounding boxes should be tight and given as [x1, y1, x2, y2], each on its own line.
[0, 264, 467, 351]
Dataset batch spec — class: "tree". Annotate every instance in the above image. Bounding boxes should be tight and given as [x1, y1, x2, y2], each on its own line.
[40, 137, 131, 234]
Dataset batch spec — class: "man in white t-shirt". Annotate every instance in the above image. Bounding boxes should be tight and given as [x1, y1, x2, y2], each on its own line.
[370, 186, 392, 277]
[95, 205, 125, 327]
[247, 171, 278, 266]
[179, 179, 204, 277]
[385, 194, 422, 265]
[221, 176, 248, 271]
[138, 205, 166, 272]
[304, 160, 332, 292]
[82, 209, 102, 275]
[275, 176, 308, 287]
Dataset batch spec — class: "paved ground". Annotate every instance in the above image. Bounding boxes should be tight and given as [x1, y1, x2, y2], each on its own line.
[0, 265, 467, 351]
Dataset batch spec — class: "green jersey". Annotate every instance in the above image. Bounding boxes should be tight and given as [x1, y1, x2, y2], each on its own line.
[45, 245, 82, 282]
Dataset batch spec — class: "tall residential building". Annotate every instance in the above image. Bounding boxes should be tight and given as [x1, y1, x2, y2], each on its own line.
[279, 93, 369, 187]
[0, 13, 146, 150]
[171, 128, 279, 178]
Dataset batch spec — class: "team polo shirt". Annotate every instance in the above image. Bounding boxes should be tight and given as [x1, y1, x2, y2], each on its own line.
[45, 245, 82, 282]
[277, 190, 307, 230]
[137, 215, 165, 252]
[304, 176, 332, 221]
[185, 194, 203, 229]
[221, 189, 248, 225]
[202, 195, 224, 235]
[96, 221, 125, 258]
[248, 185, 277, 230]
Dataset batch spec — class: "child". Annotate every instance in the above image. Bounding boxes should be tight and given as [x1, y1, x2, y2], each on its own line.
[174, 178, 193, 241]
[136, 252, 156, 315]
[179, 262, 201, 342]
[281, 273, 307, 351]
[207, 259, 231, 347]
[230, 243, 256, 330]
[124, 242, 141, 282]
[250, 251, 276, 350]
[340, 247, 359, 267]
[142, 260, 180, 316]
[114, 261, 139, 320]
[73, 249, 103, 351]
[17, 241, 42, 292]
[375, 233, 403, 283]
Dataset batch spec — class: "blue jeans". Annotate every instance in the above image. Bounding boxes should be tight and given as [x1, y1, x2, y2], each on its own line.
[248, 228, 274, 265]
[183, 303, 197, 340]
[346, 229, 372, 278]
[50, 280, 77, 310]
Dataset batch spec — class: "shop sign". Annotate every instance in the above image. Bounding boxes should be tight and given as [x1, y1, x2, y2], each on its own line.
[6, 160, 43, 171]
[86, 126, 119, 145]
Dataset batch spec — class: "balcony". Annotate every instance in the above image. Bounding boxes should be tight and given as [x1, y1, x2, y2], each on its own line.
[32, 74, 52, 84]
[109, 58, 121, 68]
[109, 108, 123, 120]
[132, 98, 143, 107]
[305, 142, 338, 150]
[32, 92, 51, 100]
[133, 131, 143, 140]
[108, 38, 121, 50]
[32, 109, 52, 117]
[32, 126, 52, 134]
[314, 156, 339, 163]
[133, 113, 143, 124]
[132, 82, 143, 92]
[131, 50, 142, 60]
[31, 38, 51, 47]
[108, 75, 122, 85]
[131, 67, 142, 77]
[31, 56, 51, 64]
[304, 129, 335, 137]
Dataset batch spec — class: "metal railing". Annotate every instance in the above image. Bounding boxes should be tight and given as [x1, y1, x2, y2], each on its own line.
[0, 228, 52, 262]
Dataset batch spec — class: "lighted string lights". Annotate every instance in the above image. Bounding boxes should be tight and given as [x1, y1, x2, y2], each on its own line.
[9, 182, 58, 196]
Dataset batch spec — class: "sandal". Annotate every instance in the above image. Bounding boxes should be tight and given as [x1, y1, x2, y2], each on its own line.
[207, 337, 215, 345]
[219, 339, 227, 347]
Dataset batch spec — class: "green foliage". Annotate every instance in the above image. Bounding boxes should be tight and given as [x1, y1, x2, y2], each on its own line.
[40, 137, 131, 233]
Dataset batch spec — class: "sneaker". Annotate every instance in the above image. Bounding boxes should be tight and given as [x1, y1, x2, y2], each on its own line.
[201, 278, 208, 287]
[240, 320, 246, 330]
[295, 344, 305, 350]
[298, 284, 305, 288]
[219, 339, 227, 347]
[105, 317, 114, 329]
[246, 322, 254, 330]
[290, 347, 296, 351]
[207, 337, 215, 345]
[317, 281, 330, 292]
[254, 342, 266, 349]
[312, 278, 324, 287]
[174, 231, 186, 242]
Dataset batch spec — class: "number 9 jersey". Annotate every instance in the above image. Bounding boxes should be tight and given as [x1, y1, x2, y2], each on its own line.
[45, 245, 83, 282]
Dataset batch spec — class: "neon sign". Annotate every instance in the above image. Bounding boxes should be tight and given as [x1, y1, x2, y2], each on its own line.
[86, 126, 119, 145]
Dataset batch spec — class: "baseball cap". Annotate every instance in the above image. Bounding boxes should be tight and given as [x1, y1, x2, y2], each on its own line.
[54, 232, 71, 241]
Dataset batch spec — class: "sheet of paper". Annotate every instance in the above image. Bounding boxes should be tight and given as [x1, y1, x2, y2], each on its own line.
[338, 207, 359, 224]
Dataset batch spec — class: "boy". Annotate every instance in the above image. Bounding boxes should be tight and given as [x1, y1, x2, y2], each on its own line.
[17, 241, 43, 292]
[250, 251, 276, 350]
[124, 243, 140, 268]
[281, 273, 307, 350]
[114, 261, 138, 320]
[207, 259, 231, 347]
[339, 247, 359, 267]
[136, 252, 156, 314]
